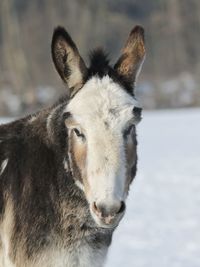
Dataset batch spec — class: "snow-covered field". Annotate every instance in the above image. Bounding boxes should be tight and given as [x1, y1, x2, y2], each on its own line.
[1, 109, 200, 267]
[106, 108, 200, 267]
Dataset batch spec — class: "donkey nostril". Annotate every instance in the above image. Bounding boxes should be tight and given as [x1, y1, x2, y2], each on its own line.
[117, 201, 126, 214]
[92, 201, 126, 219]
[93, 202, 97, 211]
[92, 202, 102, 216]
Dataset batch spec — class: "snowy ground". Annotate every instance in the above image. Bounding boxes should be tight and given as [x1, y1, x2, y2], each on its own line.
[106, 108, 200, 267]
[1, 109, 200, 267]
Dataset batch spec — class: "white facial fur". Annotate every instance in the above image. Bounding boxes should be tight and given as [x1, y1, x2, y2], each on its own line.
[66, 75, 141, 226]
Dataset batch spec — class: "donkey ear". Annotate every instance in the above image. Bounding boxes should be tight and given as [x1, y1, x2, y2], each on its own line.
[51, 26, 88, 92]
[114, 26, 145, 91]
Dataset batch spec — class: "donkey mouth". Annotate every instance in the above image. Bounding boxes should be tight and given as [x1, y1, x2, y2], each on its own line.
[93, 213, 125, 229]
[90, 202, 126, 229]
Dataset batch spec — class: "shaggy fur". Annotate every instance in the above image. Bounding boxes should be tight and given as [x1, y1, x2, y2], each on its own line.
[0, 25, 145, 267]
[0, 105, 112, 267]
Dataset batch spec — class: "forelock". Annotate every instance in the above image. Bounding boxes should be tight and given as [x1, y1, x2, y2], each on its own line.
[88, 49, 110, 78]
[87, 48, 134, 94]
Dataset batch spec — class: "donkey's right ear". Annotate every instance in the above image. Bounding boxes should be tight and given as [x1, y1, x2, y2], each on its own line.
[51, 26, 88, 92]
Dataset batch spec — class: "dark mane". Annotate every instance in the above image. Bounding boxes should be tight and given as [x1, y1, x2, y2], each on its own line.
[87, 48, 134, 95]
[88, 48, 110, 78]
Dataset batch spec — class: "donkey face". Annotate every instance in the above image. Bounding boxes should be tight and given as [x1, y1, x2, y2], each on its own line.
[51, 26, 145, 229]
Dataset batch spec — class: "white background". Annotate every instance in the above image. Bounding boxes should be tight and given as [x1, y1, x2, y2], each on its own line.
[106, 109, 200, 267]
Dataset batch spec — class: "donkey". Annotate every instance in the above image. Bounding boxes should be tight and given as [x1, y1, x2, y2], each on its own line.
[0, 25, 145, 267]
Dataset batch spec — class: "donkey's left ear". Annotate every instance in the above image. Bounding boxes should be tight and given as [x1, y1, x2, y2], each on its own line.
[51, 26, 88, 92]
[114, 26, 145, 92]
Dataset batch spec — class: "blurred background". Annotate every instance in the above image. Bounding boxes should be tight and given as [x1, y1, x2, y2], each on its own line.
[0, 0, 200, 116]
[0, 1, 200, 267]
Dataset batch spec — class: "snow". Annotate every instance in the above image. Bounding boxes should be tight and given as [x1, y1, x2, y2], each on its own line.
[0, 118, 13, 124]
[106, 108, 200, 267]
[1, 109, 200, 267]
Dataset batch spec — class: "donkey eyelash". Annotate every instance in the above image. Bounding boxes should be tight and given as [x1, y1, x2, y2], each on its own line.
[73, 128, 85, 139]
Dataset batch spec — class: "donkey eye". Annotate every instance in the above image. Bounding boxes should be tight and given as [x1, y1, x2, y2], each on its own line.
[73, 128, 85, 139]
[124, 125, 134, 138]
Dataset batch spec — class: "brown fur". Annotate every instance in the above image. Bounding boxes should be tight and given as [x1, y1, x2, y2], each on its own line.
[0, 25, 145, 267]
[114, 25, 145, 86]
[51, 26, 87, 91]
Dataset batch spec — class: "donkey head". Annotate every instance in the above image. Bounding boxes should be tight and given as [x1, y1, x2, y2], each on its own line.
[51, 26, 145, 229]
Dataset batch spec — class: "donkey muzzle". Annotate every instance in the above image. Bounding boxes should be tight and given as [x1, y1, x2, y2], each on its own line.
[92, 200, 126, 226]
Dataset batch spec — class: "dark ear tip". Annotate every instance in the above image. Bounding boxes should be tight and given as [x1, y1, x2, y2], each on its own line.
[52, 26, 69, 42]
[51, 26, 77, 53]
[52, 26, 75, 45]
[53, 26, 67, 37]
[130, 25, 145, 40]
[52, 26, 66, 50]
